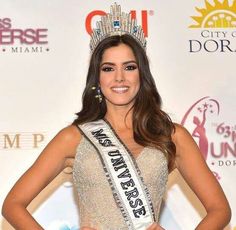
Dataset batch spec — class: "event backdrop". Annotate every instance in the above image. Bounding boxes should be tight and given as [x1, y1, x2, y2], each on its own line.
[0, 0, 235, 229]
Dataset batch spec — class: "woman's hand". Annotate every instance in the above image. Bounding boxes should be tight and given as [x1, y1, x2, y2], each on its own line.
[147, 222, 165, 230]
[81, 223, 164, 230]
[81, 224, 165, 230]
[81, 227, 97, 230]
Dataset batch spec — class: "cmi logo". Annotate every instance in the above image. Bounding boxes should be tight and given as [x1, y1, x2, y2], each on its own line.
[190, 0, 236, 28]
[85, 9, 152, 37]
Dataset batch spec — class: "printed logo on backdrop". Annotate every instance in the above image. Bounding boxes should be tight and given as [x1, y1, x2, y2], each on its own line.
[0, 132, 46, 150]
[189, 0, 236, 53]
[181, 96, 236, 180]
[85, 8, 154, 37]
[0, 18, 49, 54]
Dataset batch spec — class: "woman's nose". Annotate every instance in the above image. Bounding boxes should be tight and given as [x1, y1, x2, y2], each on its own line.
[115, 69, 125, 82]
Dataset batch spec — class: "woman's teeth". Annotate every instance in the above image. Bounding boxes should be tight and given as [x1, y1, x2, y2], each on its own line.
[111, 87, 129, 93]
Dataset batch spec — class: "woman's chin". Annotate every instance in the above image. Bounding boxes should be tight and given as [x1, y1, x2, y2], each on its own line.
[106, 99, 135, 108]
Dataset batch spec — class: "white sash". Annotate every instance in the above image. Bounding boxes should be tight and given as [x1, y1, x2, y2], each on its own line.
[78, 119, 155, 230]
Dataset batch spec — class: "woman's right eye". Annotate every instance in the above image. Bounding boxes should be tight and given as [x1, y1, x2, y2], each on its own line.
[101, 66, 113, 72]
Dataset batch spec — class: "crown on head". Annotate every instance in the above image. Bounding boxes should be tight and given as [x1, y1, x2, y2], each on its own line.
[89, 3, 147, 53]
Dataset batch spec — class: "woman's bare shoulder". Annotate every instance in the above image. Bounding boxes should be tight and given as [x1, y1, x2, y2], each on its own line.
[49, 124, 82, 159]
[171, 122, 197, 157]
[58, 124, 82, 142]
[171, 122, 190, 143]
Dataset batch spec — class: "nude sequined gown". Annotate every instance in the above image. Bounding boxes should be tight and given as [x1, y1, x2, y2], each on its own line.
[73, 135, 168, 230]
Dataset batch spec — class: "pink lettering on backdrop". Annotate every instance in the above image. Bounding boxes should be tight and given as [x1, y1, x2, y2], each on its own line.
[181, 96, 220, 160]
[0, 18, 48, 45]
[181, 96, 222, 179]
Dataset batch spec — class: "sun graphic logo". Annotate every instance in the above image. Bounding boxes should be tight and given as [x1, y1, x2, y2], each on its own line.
[190, 0, 236, 28]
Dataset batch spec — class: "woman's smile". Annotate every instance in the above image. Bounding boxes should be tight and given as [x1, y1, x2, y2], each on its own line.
[111, 86, 129, 93]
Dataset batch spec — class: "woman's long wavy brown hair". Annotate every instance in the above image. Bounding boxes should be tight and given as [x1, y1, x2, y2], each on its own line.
[72, 34, 176, 172]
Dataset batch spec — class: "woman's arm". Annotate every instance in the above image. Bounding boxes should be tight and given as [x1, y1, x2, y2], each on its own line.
[1, 125, 81, 230]
[172, 124, 231, 230]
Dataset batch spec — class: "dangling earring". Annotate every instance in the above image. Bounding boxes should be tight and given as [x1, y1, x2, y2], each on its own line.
[91, 86, 103, 103]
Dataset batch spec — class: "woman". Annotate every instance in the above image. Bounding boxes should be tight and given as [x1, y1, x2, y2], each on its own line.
[2, 3, 231, 230]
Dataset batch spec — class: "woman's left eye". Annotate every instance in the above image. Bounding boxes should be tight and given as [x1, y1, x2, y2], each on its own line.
[125, 65, 137, 71]
[101, 66, 113, 72]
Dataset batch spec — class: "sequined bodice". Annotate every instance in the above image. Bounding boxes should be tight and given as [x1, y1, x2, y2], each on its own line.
[72, 136, 168, 229]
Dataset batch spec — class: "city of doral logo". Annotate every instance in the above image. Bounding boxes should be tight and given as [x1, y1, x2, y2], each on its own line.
[188, 0, 236, 53]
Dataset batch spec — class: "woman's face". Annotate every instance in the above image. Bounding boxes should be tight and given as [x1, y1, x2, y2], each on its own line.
[99, 43, 140, 109]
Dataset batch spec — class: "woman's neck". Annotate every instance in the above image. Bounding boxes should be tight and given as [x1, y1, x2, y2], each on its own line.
[104, 105, 133, 130]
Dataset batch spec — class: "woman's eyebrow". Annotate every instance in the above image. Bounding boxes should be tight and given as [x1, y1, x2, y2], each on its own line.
[100, 60, 137, 67]
[122, 60, 137, 65]
[100, 62, 115, 67]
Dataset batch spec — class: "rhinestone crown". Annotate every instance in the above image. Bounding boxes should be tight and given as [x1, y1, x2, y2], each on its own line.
[90, 3, 147, 53]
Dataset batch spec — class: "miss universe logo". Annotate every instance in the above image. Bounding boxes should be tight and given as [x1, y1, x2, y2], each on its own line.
[0, 17, 49, 53]
[181, 96, 236, 180]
